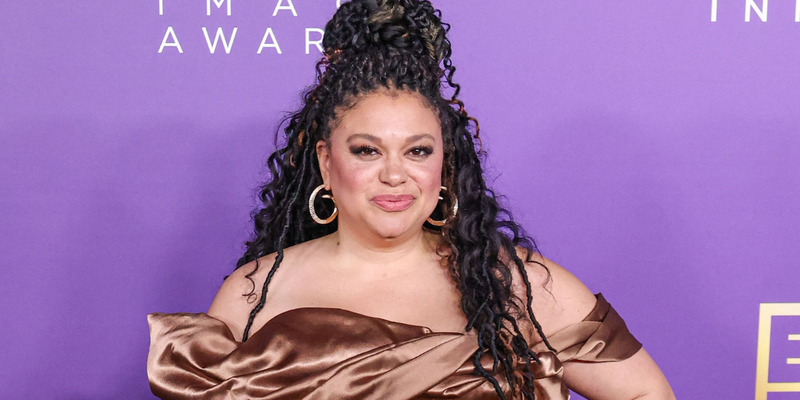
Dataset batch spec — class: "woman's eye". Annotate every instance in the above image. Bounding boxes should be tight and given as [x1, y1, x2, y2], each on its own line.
[409, 146, 433, 157]
[351, 146, 379, 156]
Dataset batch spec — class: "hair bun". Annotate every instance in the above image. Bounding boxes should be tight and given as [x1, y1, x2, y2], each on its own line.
[323, 0, 446, 64]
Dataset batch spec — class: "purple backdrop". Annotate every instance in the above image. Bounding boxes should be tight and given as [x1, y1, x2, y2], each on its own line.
[1, 1, 798, 398]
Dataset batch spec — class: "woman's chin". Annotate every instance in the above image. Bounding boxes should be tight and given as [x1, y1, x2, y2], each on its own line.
[368, 219, 421, 240]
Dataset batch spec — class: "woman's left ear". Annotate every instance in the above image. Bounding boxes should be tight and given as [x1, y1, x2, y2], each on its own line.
[316, 140, 331, 190]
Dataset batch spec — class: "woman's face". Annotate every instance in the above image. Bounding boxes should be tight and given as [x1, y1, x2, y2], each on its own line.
[316, 90, 444, 242]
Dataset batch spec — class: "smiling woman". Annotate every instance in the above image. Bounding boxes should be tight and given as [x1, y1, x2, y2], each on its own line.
[146, 0, 675, 399]
[317, 91, 444, 241]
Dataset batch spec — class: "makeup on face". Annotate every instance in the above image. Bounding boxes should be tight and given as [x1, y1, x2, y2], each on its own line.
[318, 90, 444, 239]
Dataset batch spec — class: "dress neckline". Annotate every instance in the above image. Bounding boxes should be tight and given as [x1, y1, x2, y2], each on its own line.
[205, 306, 468, 343]
[200, 293, 607, 344]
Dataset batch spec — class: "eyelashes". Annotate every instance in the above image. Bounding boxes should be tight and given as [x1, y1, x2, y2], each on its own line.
[409, 146, 434, 157]
[350, 145, 379, 156]
[349, 145, 434, 158]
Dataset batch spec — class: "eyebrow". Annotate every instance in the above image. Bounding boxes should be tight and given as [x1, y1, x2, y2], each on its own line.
[346, 133, 436, 144]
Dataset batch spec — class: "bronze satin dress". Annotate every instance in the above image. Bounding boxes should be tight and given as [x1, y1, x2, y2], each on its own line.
[147, 294, 641, 400]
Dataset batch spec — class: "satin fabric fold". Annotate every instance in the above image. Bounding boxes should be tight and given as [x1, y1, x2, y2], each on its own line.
[148, 293, 641, 399]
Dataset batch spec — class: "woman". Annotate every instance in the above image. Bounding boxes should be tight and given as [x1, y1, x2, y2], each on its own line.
[147, 0, 675, 398]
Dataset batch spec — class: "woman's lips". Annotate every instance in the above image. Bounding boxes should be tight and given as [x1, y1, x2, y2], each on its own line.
[370, 194, 415, 212]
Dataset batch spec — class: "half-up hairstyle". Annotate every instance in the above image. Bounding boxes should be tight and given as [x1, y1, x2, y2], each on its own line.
[234, 1, 553, 398]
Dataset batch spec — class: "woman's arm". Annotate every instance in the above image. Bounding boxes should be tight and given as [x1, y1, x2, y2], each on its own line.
[563, 348, 675, 400]
[515, 252, 675, 400]
[207, 259, 263, 342]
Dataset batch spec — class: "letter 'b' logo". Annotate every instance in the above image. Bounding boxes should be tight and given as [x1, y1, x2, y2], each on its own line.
[756, 303, 800, 399]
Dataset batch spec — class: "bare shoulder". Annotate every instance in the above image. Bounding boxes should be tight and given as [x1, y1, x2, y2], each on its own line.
[508, 248, 676, 397]
[206, 238, 325, 341]
[207, 252, 278, 341]
[509, 247, 598, 338]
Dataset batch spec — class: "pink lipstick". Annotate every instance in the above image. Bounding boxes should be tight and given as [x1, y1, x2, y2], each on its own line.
[370, 194, 415, 212]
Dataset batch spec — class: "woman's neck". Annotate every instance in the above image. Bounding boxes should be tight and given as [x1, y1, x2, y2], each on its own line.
[320, 229, 442, 280]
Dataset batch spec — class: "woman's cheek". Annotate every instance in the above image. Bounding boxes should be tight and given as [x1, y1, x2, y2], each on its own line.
[410, 158, 443, 188]
[332, 158, 377, 192]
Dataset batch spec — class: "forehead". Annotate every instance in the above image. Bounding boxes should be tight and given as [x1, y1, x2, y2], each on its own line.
[330, 90, 442, 142]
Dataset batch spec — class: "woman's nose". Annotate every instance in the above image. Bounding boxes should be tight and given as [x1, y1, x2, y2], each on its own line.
[378, 156, 408, 187]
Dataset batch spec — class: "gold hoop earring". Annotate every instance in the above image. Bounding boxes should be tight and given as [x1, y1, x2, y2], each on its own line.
[426, 186, 458, 227]
[309, 184, 337, 225]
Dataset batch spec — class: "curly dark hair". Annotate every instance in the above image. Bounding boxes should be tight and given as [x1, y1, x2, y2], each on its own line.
[233, 0, 554, 398]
